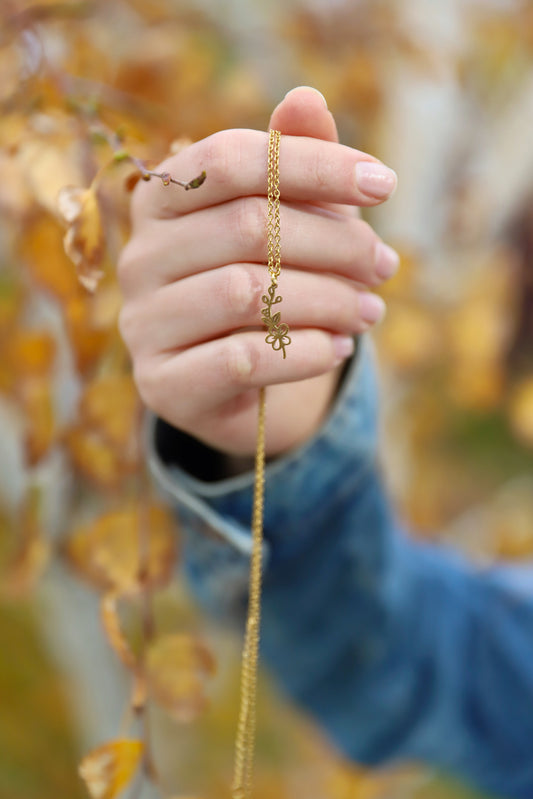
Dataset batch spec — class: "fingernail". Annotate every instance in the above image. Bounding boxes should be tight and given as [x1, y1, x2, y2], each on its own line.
[284, 86, 328, 109]
[374, 242, 400, 280]
[332, 335, 355, 362]
[355, 162, 397, 199]
[359, 293, 386, 325]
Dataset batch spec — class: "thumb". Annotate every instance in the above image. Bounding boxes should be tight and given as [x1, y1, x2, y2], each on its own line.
[268, 86, 339, 142]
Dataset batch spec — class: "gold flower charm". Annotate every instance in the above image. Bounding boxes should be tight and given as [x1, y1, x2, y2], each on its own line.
[261, 283, 291, 358]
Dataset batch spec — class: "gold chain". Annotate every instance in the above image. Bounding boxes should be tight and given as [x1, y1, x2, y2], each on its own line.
[232, 130, 290, 799]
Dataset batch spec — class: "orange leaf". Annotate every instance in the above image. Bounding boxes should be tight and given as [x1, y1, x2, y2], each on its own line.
[81, 375, 138, 448]
[17, 135, 83, 216]
[64, 294, 112, 374]
[2, 486, 50, 598]
[146, 633, 215, 722]
[21, 376, 56, 465]
[78, 739, 144, 799]
[65, 504, 177, 595]
[58, 185, 105, 292]
[65, 428, 125, 489]
[10, 330, 56, 378]
[508, 377, 533, 447]
[100, 592, 138, 671]
[18, 215, 82, 302]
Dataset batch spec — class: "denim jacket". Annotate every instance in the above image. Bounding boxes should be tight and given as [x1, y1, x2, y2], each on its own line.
[147, 338, 533, 799]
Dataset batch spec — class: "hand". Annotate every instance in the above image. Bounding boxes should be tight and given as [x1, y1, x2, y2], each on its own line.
[118, 87, 398, 457]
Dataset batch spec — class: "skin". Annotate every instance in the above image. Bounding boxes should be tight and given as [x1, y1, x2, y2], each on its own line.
[118, 87, 398, 458]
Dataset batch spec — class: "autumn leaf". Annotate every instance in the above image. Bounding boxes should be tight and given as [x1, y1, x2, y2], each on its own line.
[65, 504, 177, 595]
[100, 592, 138, 672]
[21, 376, 56, 465]
[58, 185, 105, 292]
[79, 739, 144, 799]
[17, 133, 83, 216]
[1, 486, 50, 598]
[146, 633, 216, 722]
[508, 377, 533, 447]
[81, 374, 139, 449]
[65, 427, 126, 489]
[18, 214, 83, 301]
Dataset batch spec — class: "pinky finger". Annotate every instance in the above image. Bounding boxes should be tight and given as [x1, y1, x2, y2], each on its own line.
[140, 329, 356, 424]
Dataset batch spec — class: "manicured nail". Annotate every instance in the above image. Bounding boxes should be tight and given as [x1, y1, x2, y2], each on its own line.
[284, 86, 328, 108]
[359, 293, 386, 325]
[355, 162, 397, 199]
[374, 242, 400, 280]
[332, 335, 355, 362]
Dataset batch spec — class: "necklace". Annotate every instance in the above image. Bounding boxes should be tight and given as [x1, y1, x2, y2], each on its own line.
[231, 129, 290, 799]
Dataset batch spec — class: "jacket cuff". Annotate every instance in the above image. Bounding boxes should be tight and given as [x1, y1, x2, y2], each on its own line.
[146, 336, 380, 565]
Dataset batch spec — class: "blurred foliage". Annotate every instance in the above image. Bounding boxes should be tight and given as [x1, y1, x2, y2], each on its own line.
[0, 0, 532, 798]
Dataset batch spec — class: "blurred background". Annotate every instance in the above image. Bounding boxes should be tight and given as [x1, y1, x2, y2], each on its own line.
[1, 0, 532, 797]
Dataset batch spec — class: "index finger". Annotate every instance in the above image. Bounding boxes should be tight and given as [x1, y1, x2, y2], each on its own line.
[131, 129, 397, 224]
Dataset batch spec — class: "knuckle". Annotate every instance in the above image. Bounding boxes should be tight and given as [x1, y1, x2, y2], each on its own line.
[132, 359, 160, 410]
[203, 129, 247, 184]
[116, 240, 134, 287]
[308, 149, 333, 190]
[224, 265, 262, 319]
[232, 196, 266, 255]
[353, 219, 378, 264]
[354, 219, 376, 253]
[116, 238, 144, 295]
[224, 338, 259, 386]
[117, 304, 138, 350]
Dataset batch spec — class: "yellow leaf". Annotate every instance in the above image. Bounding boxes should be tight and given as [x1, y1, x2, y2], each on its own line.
[21, 376, 56, 465]
[18, 215, 83, 301]
[65, 427, 125, 489]
[508, 377, 533, 447]
[58, 185, 105, 292]
[81, 375, 138, 448]
[78, 739, 144, 799]
[1, 486, 50, 598]
[17, 134, 83, 216]
[10, 330, 56, 377]
[65, 505, 177, 595]
[100, 592, 138, 672]
[376, 302, 442, 372]
[146, 633, 215, 722]
[64, 294, 112, 374]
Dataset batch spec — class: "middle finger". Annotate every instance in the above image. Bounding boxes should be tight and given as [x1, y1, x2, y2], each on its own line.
[120, 197, 399, 296]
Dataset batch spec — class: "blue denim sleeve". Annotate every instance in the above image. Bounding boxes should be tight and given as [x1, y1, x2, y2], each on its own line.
[147, 338, 533, 799]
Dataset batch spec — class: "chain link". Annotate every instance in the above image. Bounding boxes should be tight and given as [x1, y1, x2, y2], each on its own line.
[232, 129, 287, 799]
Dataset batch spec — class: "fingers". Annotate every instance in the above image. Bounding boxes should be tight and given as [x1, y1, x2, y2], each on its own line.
[131, 129, 397, 224]
[119, 198, 399, 295]
[269, 86, 339, 143]
[119, 263, 386, 357]
[134, 329, 354, 425]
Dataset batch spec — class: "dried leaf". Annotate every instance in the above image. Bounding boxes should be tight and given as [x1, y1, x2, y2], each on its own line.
[81, 374, 138, 448]
[17, 135, 83, 216]
[21, 376, 56, 465]
[18, 215, 83, 301]
[65, 427, 125, 488]
[79, 739, 144, 799]
[100, 592, 138, 671]
[65, 504, 177, 595]
[10, 330, 56, 377]
[58, 185, 105, 292]
[508, 377, 533, 447]
[376, 303, 442, 371]
[146, 633, 215, 722]
[2, 486, 50, 598]
[64, 294, 112, 374]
